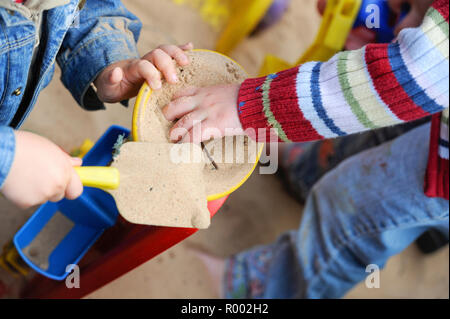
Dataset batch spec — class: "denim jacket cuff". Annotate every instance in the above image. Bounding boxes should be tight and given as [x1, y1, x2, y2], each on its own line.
[0, 126, 16, 189]
[59, 32, 140, 111]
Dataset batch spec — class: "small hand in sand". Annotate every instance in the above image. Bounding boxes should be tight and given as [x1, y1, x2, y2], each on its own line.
[94, 43, 194, 103]
[163, 84, 244, 143]
[0, 131, 83, 208]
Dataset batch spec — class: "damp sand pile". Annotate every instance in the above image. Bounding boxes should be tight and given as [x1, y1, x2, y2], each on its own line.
[135, 50, 261, 196]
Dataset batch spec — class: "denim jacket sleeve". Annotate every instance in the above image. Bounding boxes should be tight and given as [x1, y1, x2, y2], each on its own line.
[57, 0, 142, 110]
[0, 126, 15, 189]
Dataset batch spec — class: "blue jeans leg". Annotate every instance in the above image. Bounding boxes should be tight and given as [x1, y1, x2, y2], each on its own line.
[224, 123, 449, 299]
[281, 118, 430, 203]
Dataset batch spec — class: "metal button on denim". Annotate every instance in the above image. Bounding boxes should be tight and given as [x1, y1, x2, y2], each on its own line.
[12, 87, 22, 96]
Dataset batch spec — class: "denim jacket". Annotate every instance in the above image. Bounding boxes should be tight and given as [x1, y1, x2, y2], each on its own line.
[0, 0, 142, 187]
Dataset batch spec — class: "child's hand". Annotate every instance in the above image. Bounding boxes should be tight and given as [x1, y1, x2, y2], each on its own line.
[94, 43, 194, 103]
[0, 131, 83, 209]
[388, 0, 434, 35]
[162, 84, 244, 143]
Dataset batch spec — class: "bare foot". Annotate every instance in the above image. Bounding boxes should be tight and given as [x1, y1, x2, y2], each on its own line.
[190, 249, 226, 298]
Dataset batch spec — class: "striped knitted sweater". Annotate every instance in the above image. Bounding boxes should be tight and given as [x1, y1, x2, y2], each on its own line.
[238, 0, 449, 200]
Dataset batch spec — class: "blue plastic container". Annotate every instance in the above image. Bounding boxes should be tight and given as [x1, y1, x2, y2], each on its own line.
[14, 125, 130, 280]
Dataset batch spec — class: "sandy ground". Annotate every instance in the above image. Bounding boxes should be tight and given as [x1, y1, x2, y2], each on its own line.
[0, 0, 448, 299]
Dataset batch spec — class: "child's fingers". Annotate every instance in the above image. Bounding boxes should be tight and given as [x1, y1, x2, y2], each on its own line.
[108, 67, 124, 85]
[346, 27, 377, 50]
[49, 190, 65, 203]
[169, 126, 189, 143]
[180, 119, 223, 144]
[65, 156, 84, 200]
[70, 157, 83, 167]
[180, 121, 204, 144]
[169, 109, 208, 141]
[394, 9, 421, 35]
[317, 0, 327, 15]
[172, 86, 199, 100]
[131, 59, 162, 90]
[163, 96, 198, 121]
[179, 42, 194, 51]
[158, 44, 190, 66]
[162, 87, 199, 121]
[65, 169, 84, 200]
[147, 49, 178, 84]
[199, 122, 223, 141]
[99, 66, 123, 87]
[388, 0, 405, 13]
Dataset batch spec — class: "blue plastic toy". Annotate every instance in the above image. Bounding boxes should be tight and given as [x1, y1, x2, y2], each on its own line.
[354, 0, 409, 43]
[14, 126, 129, 280]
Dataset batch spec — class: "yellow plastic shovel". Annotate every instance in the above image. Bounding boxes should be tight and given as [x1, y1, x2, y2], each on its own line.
[74, 166, 120, 190]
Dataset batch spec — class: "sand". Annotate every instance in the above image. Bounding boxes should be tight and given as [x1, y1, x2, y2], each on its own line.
[132, 0, 219, 53]
[135, 50, 262, 196]
[111, 142, 210, 229]
[22, 211, 74, 271]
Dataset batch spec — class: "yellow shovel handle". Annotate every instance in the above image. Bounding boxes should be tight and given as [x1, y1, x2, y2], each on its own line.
[74, 167, 120, 190]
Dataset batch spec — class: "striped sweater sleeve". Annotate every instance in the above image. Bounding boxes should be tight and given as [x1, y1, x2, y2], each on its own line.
[238, 0, 449, 143]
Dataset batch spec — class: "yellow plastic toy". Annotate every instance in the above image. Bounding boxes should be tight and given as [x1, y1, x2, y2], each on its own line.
[70, 139, 94, 158]
[74, 167, 120, 190]
[215, 0, 274, 55]
[259, 0, 362, 75]
[171, 0, 275, 55]
[0, 241, 30, 277]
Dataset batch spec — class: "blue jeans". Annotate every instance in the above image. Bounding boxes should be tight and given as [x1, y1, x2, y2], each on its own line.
[224, 122, 449, 299]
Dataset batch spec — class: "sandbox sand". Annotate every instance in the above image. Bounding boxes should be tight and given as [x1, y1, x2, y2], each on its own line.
[22, 211, 74, 271]
[135, 50, 261, 196]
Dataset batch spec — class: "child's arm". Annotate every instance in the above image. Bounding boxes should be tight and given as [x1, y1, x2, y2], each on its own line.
[56, 0, 142, 110]
[57, 0, 191, 110]
[57, 0, 192, 109]
[0, 129, 83, 209]
[164, 0, 449, 143]
[0, 126, 15, 190]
